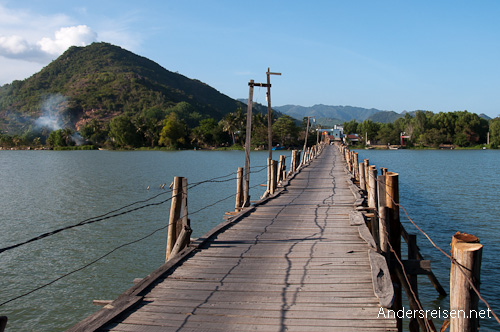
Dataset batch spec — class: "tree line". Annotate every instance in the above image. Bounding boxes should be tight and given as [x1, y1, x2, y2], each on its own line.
[343, 110, 500, 148]
[0, 101, 305, 150]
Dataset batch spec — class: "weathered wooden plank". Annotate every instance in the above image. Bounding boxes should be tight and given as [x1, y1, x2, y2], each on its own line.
[77, 146, 396, 332]
[119, 311, 396, 328]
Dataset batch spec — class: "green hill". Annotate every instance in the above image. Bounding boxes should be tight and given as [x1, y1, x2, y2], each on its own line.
[0, 42, 244, 135]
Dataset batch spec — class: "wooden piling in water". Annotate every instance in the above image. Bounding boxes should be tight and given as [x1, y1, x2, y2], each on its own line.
[450, 232, 482, 332]
[166, 176, 183, 261]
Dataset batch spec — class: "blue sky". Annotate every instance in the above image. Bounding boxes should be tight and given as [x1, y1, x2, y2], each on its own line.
[1, 1, 499, 118]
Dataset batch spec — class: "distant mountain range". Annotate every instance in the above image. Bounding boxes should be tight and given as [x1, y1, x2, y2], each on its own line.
[273, 104, 402, 125]
[272, 104, 492, 126]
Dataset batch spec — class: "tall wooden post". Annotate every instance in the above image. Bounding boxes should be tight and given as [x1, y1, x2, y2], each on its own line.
[386, 171, 402, 331]
[235, 167, 243, 211]
[266, 68, 281, 161]
[244, 80, 254, 207]
[166, 176, 183, 261]
[450, 233, 482, 332]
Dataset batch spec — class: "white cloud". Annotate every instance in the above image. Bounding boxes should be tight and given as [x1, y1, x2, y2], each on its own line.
[0, 4, 140, 84]
[38, 25, 97, 55]
[0, 25, 97, 63]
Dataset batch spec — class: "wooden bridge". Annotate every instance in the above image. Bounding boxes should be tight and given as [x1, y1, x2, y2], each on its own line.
[69, 144, 397, 332]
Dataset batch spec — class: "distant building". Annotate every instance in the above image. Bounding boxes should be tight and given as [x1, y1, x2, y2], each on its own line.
[318, 125, 344, 141]
[345, 134, 360, 144]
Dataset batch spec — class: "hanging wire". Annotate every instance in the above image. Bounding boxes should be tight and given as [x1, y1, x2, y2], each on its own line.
[0, 165, 268, 256]
[0, 164, 273, 307]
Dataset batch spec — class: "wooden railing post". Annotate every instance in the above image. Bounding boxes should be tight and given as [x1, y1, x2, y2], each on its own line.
[359, 162, 366, 192]
[353, 152, 359, 182]
[0, 316, 7, 332]
[278, 155, 285, 182]
[450, 232, 482, 332]
[368, 166, 378, 246]
[408, 234, 419, 332]
[364, 159, 370, 194]
[270, 159, 277, 195]
[181, 177, 189, 244]
[386, 171, 402, 331]
[235, 167, 243, 211]
[166, 176, 183, 261]
[267, 158, 272, 194]
[377, 175, 387, 255]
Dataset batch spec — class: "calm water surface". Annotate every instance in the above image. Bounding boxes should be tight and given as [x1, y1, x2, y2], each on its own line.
[356, 149, 500, 331]
[1, 149, 499, 331]
[0, 150, 289, 331]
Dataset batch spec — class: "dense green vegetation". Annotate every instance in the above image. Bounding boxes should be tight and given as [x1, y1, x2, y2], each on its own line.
[343, 110, 500, 148]
[0, 42, 246, 145]
[0, 102, 305, 150]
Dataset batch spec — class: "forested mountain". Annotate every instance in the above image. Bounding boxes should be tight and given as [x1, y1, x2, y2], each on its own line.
[0, 42, 244, 135]
[274, 104, 398, 125]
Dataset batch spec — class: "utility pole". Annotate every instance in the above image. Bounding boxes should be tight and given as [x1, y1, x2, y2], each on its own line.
[244, 79, 270, 206]
[266, 68, 281, 161]
[243, 80, 254, 207]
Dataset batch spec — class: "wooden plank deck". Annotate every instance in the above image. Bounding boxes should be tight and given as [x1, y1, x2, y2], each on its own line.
[72, 145, 397, 332]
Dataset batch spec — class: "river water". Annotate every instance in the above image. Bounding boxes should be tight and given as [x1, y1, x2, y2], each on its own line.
[356, 149, 500, 332]
[0, 149, 289, 331]
[0, 149, 499, 331]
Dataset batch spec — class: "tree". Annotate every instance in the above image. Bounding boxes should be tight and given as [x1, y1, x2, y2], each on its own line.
[453, 111, 488, 146]
[376, 123, 399, 145]
[47, 128, 74, 147]
[343, 119, 359, 135]
[108, 115, 141, 148]
[272, 115, 299, 146]
[358, 120, 380, 144]
[191, 118, 222, 147]
[219, 109, 244, 146]
[80, 119, 108, 145]
[489, 117, 500, 148]
[159, 113, 188, 148]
